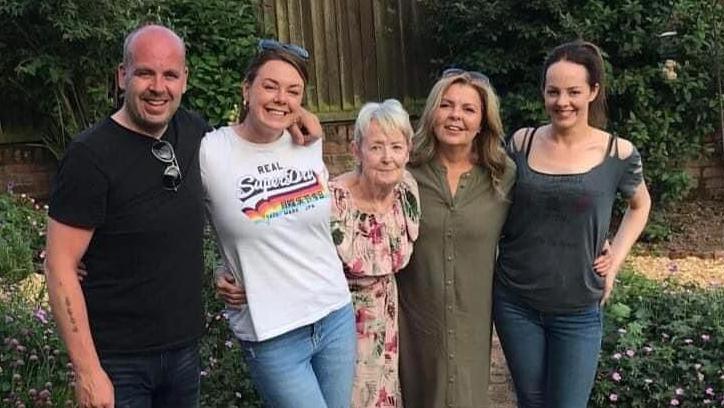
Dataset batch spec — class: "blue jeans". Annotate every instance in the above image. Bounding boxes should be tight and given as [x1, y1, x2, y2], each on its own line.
[99, 342, 200, 408]
[493, 284, 602, 408]
[240, 303, 356, 408]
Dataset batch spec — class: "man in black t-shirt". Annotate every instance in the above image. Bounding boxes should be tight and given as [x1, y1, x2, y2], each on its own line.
[45, 25, 208, 408]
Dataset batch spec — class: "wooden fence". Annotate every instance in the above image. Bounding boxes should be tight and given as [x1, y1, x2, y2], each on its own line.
[257, 0, 431, 122]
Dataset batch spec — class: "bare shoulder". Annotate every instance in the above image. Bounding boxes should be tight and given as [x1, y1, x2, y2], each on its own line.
[511, 127, 535, 151]
[611, 135, 636, 160]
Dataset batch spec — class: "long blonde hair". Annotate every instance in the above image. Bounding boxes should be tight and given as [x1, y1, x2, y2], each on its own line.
[411, 73, 509, 197]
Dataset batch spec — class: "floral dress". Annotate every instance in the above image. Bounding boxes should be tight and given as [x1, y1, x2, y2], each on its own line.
[329, 170, 420, 408]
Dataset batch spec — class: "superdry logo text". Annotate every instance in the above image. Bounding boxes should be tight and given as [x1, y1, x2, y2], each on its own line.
[237, 166, 327, 222]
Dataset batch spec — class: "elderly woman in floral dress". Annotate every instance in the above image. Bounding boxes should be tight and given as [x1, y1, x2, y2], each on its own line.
[329, 99, 419, 408]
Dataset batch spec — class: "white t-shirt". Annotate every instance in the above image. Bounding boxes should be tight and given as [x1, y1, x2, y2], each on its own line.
[200, 126, 351, 341]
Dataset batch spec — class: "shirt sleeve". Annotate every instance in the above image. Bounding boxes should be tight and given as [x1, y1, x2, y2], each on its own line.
[617, 146, 644, 199]
[48, 141, 108, 228]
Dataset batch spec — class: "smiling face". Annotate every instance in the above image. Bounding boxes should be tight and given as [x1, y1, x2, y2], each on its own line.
[242, 60, 304, 136]
[432, 83, 484, 150]
[354, 120, 409, 189]
[118, 27, 188, 137]
[543, 60, 599, 130]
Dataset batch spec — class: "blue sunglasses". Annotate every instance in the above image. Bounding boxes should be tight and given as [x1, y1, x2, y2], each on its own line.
[258, 39, 310, 61]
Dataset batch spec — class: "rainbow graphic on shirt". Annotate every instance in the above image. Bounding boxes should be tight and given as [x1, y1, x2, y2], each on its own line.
[237, 167, 327, 222]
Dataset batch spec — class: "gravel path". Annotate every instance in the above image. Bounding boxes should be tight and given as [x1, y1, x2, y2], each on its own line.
[627, 255, 723, 288]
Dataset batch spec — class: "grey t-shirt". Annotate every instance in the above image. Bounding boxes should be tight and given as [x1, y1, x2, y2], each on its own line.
[496, 128, 643, 313]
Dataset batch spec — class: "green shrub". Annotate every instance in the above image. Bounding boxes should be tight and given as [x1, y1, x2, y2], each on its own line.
[0, 192, 47, 285]
[199, 230, 262, 407]
[0, 0, 136, 158]
[0, 0, 259, 156]
[592, 270, 724, 407]
[0, 287, 75, 407]
[419, 0, 724, 206]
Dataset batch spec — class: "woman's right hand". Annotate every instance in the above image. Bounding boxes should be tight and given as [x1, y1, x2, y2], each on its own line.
[215, 271, 246, 308]
[288, 107, 324, 146]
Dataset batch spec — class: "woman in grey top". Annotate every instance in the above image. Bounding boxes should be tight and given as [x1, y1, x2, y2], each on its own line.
[494, 40, 651, 408]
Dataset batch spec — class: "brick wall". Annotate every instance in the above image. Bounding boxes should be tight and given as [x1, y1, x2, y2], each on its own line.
[686, 132, 724, 199]
[322, 121, 356, 176]
[0, 144, 56, 201]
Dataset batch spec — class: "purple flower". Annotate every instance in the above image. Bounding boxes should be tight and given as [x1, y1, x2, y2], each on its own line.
[670, 398, 680, 406]
[612, 353, 622, 360]
[33, 308, 49, 324]
[701, 334, 711, 342]
[703, 399, 712, 405]
[675, 388, 685, 396]
[612, 372, 622, 382]
[705, 387, 715, 396]
[609, 393, 618, 402]
[684, 338, 693, 345]
[643, 346, 653, 353]
[626, 349, 636, 358]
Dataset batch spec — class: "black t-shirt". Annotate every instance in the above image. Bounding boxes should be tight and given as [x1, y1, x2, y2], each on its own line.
[49, 108, 211, 355]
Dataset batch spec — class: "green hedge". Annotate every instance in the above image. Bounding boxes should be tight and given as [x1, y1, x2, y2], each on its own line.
[419, 0, 724, 206]
[0, 0, 259, 156]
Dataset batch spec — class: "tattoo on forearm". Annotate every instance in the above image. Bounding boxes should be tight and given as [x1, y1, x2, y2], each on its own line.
[64, 297, 79, 333]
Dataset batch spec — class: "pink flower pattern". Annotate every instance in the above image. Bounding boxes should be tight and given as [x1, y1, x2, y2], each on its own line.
[330, 171, 420, 408]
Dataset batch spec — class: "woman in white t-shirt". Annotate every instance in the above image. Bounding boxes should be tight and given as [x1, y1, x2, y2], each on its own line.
[200, 40, 355, 408]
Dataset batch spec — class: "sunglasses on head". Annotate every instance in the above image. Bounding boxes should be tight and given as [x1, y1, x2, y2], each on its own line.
[151, 140, 182, 192]
[258, 39, 310, 61]
[441, 67, 490, 84]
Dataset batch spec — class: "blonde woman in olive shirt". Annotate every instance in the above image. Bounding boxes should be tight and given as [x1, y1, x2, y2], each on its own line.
[397, 70, 516, 408]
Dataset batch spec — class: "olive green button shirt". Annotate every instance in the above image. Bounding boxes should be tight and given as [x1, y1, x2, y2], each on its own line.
[398, 158, 515, 408]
